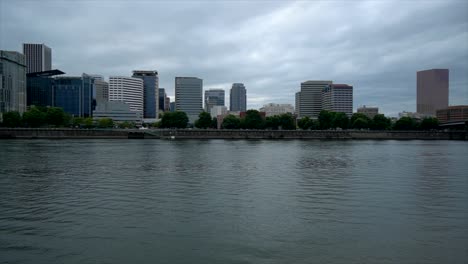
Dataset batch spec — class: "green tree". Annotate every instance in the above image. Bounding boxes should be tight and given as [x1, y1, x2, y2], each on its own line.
[97, 118, 114, 128]
[318, 110, 334, 130]
[211, 117, 218, 129]
[331, 112, 349, 129]
[265, 116, 280, 130]
[352, 118, 369, 129]
[83, 117, 95, 128]
[22, 106, 46, 127]
[419, 117, 439, 130]
[72, 117, 84, 128]
[371, 114, 391, 130]
[118, 121, 135, 129]
[297, 116, 318, 130]
[160, 111, 188, 128]
[222, 114, 240, 129]
[278, 113, 295, 130]
[46, 107, 66, 127]
[393, 117, 416, 130]
[243, 110, 265, 129]
[1, 111, 22, 127]
[194, 112, 212, 128]
[350, 113, 371, 129]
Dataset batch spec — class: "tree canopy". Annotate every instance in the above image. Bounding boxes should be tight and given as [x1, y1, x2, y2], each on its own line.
[160, 111, 189, 128]
[222, 114, 241, 129]
[194, 112, 212, 129]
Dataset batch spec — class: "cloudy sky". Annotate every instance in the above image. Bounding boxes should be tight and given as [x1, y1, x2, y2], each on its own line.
[1, 0, 467, 116]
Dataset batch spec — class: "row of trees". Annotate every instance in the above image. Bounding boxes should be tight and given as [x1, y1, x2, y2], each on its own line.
[0, 107, 135, 129]
[1, 107, 441, 131]
[297, 111, 439, 131]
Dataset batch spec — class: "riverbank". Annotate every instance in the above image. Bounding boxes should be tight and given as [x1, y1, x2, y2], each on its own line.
[0, 128, 467, 140]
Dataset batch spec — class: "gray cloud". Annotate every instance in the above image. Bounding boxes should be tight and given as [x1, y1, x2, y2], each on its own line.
[1, 0, 467, 116]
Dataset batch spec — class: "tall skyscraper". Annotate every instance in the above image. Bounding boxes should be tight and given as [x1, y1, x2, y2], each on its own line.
[295, 92, 301, 117]
[54, 74, 95, 117]
[175, 77, 203, 123]
[109, 76, 144, 118]
[132, 70, 158, 118]
[159, 88, 166, 112]
[299, 80, 332, 119]
[0, 50, 27, 115]
[417, 69, 449, 116]
[22, 43, 52, 74]
[322, 84, 353, 117]
[205, 89, 225, 112]
[230, 83, 246, 112]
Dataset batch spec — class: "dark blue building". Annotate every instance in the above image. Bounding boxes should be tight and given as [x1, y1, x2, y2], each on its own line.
[54, 74, 94, 117]
[27, 70, 64, 107]
[159, 88, 166, 111]
[132, 70, 158, 118]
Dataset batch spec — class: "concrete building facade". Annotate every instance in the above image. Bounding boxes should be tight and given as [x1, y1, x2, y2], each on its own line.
[132, 70, 158, 119]
[417, 69, 449, 116]
[357, 106, 379, 118]
[175, 77, 203, 123]
[210, 105, 228, 118]
[299, 80, 332, 119]
[94, 79, 109, 106]
[0, 51, 27, 115]
[23, 43, 52, 74]
[259, 103, 294, 117]
[205, 89, 225, 112]
[436, 105, 468, 123]
[93, 101, 141, 123]
[322, 84, 353, 117]
[230, 83, 246, 112]
[295, 92, 301, 117]
[109, 76, 144, 118]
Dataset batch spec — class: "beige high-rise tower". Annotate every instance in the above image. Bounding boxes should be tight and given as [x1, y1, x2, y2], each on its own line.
[417, 69, 449, 116]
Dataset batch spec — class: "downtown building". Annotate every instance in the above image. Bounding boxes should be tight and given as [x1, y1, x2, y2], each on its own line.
[53, 74, 95, 117]
[159, 88, 167, 113]
[357, 105, 379, 119]
[109, 76, 144, 119]
[417, 69, 449, 116]
[230, 83, 246, 112]
[132, 70, 158, 118]
[259, 103, 294, 117]
[0, 50, 27, 116]
[297, 80, 332, 119]
[322, 84, 353, 117]
[23, 43, 52, 74]
[26, 69, 65, 108]
[175, 77, 203, 123]
[205, 89, 225, 112]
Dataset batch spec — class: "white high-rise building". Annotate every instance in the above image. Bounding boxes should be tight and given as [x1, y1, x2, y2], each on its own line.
[109, 76, 144, 118]
[298, 80, 332, 119]
[259, 103, 294, 117]
[322, 84, 353, 117]
[22, 43, 52, 74]
[175, 77, 203, 123]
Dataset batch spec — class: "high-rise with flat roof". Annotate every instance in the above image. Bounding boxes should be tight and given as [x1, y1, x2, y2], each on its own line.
[54, 74, 94, 117]
[417, 69, 449, 116]
[230, 83, 246, 112]
[205, 89, 225, 112]
[0, 50, 27, 115]
[322, 84, 353, 117]
[132, 70, 158, 118]
[94, 79, 109, 106]
[298, 80, 332, 119]
[175, 77, 203, 123]
[23, 43, 52, 74]
[109, 76, 144, 118]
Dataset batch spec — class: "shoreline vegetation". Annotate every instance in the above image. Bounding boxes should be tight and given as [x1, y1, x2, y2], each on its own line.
[1, 106, 466, 140]
[0, 128, 467, 140]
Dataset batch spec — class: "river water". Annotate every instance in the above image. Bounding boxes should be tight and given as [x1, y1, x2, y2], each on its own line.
[1, 139, 467, 264]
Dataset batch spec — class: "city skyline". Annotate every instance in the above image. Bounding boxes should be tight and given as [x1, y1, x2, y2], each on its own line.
[1, 0, 467, 116]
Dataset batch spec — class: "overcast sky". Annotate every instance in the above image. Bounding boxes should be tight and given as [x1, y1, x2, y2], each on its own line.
[1, 0, 467, 116]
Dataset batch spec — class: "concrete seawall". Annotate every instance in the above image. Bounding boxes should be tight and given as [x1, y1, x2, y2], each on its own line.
[0, 128, 467, 140]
